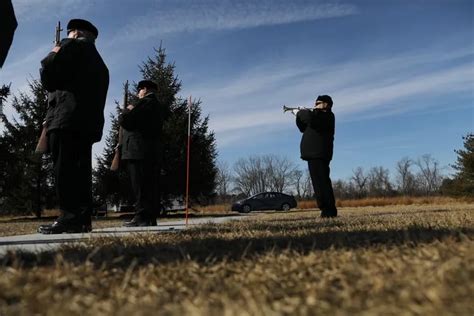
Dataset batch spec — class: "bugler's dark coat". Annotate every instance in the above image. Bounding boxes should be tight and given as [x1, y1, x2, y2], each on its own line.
[40, 38, 109, 142]
[296, 109, 335, 161]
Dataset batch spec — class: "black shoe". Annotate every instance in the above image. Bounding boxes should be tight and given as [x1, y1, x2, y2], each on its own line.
[38, 221, 92, 234]
[122, 215, 154, 227]
[123, 213, 157, 227]
[123, 219, 154, 227]
[321, 211, 337, 218]
[39, 217, 92, 232]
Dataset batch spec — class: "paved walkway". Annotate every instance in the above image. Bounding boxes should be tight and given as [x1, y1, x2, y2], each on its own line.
[0, 215, 250, 256]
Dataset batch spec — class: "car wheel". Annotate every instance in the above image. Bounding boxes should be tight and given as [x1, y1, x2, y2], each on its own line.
[242, 204, 251, 213]
[281, 203, 290, 211]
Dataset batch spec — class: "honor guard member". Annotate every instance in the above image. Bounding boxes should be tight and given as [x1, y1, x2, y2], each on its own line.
[119, 80, 166, 226]
[38, 19, 109, 233]
[296, 95, 338, 217]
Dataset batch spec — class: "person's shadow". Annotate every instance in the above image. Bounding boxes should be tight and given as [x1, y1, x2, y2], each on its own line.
[2, 212, 471, 269]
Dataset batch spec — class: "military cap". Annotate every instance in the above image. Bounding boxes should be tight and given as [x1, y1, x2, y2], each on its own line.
[67, 19, 98, 38]
[316, 95, 333, 107]
[137, 80, 158, 90]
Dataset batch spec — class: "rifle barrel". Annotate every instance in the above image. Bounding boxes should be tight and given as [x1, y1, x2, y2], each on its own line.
[55, 21, 62, 45]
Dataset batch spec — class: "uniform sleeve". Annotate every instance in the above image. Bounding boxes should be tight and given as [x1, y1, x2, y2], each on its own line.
[119, 98, 153, 131]
[296, 109, 311, 133]
[39, 39, 77, 92]
[309, 111, 334, 132]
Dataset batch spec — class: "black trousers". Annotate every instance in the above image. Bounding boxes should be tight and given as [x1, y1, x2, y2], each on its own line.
[126, 159, 161, 220]
[308, 159, 337, 214]
[49, 130, 93, 219]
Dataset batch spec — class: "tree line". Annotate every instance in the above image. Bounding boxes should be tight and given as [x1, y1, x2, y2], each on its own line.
[0, 45, 472, 215]
[215, 142, 473, 202]
[0, 46, 218, 216]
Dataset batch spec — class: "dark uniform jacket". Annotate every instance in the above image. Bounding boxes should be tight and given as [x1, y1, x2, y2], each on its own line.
[119, 93, 165, 161]
[40, 38, 109, 142]
[296, 109, 335, 161]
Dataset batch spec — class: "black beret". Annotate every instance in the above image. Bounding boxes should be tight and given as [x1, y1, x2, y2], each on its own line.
[67, 19, 98, 38]
[316, 95, 333, 107]
[137, 80, 158, 90]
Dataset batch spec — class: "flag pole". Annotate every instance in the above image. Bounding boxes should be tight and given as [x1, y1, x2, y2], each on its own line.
[185, 95, 192, 226]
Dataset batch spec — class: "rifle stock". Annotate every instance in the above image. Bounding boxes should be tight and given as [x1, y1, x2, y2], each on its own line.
[34, 122, 48, 153]
[110, 80, 129, 171]
[110, 127, 122, 171]
[35, 22, 62, 155]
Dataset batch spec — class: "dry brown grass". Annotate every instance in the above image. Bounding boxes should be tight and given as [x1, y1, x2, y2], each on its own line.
[0, 217, 126, 237]
[298, 195, 474, 209]
[0, 212, 225, 237]
[0, 202, 473, 315]
[196, 196, 474, 214]
[194, 204, 233, 213]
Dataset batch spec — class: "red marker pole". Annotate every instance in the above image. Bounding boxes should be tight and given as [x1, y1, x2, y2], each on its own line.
[185, 96, 192, 226]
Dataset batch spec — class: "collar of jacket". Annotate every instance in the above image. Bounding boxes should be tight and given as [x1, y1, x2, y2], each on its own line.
[77, 37, 95, 44]
[144, 92, 156, 98]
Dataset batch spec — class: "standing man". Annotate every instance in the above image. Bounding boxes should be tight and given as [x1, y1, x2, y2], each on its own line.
[119, 80, 166, 227]
[38, 19, 109, 233]
[296, 95, 337, 217]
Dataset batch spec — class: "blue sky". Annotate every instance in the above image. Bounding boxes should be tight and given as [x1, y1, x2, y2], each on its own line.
[1, 0, 473, 181]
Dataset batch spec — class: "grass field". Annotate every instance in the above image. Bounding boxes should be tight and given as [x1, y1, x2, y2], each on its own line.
[0, 201, 473, 315]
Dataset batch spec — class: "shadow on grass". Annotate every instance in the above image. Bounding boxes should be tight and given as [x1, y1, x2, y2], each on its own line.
[2, 219, 472, 269]
[1, 216, 58, 222]
[2, 212, 239, 223]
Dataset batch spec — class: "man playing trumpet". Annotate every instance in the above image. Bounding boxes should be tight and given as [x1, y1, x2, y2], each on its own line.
[294, 95, 337, 218]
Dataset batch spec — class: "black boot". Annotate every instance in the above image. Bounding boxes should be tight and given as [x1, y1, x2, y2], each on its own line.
[38, 211, 92, 234]
[38, 220, 91, 234]
[123, 214, 155, 227]
[320, 210, 337, 218]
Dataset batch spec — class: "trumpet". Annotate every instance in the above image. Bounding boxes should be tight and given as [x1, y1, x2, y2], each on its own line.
[282, 105, 310, 113]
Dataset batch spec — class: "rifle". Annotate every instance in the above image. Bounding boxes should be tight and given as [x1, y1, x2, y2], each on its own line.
[35, 21, 62, 154]
[110, 80, 129, 171]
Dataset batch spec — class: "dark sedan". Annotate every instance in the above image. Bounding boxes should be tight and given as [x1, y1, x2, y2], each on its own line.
[231, 192, 297, 213]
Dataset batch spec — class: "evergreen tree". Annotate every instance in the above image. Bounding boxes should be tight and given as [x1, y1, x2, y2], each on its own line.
[0, 79, 54, 216]
[92, 103, 133, 207]
[0, 84, 12, 212]
[92, 105, 120, 205]
[442, 133, 474, 196]
[94, 46, 217, 210]
[160, 97, 218, 205]
[141, 46, 217, 206]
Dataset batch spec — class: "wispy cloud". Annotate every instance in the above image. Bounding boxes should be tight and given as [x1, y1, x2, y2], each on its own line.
[335, 64, 473, 116]
[185, 47, 473, 147]
[113, 0, 358, 43]
[0, 43, 53, 124]
[12, 0, 91, 22]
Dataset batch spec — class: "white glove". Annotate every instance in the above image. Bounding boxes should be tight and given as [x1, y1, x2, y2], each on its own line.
[291, 109, 300, 115]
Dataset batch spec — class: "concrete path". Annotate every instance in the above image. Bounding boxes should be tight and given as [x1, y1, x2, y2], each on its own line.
[0, 215, 250, 256]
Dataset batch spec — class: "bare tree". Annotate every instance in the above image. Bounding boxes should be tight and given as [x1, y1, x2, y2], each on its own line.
[263, 155, 297, 193]
[303, 168, 314, 198]
[395, 157, 416, 195]
[415, 154, 444, 195]
[333, 179, 348, 199]
[233, 156, 267, 196]
[293, 169, 304, 198]
[367, 166, 393, 197]
[295, 168, 314, 199]
[215, 161, 233, 198]
[351, 167, 368, 198]
[233, 154, 297, 196]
